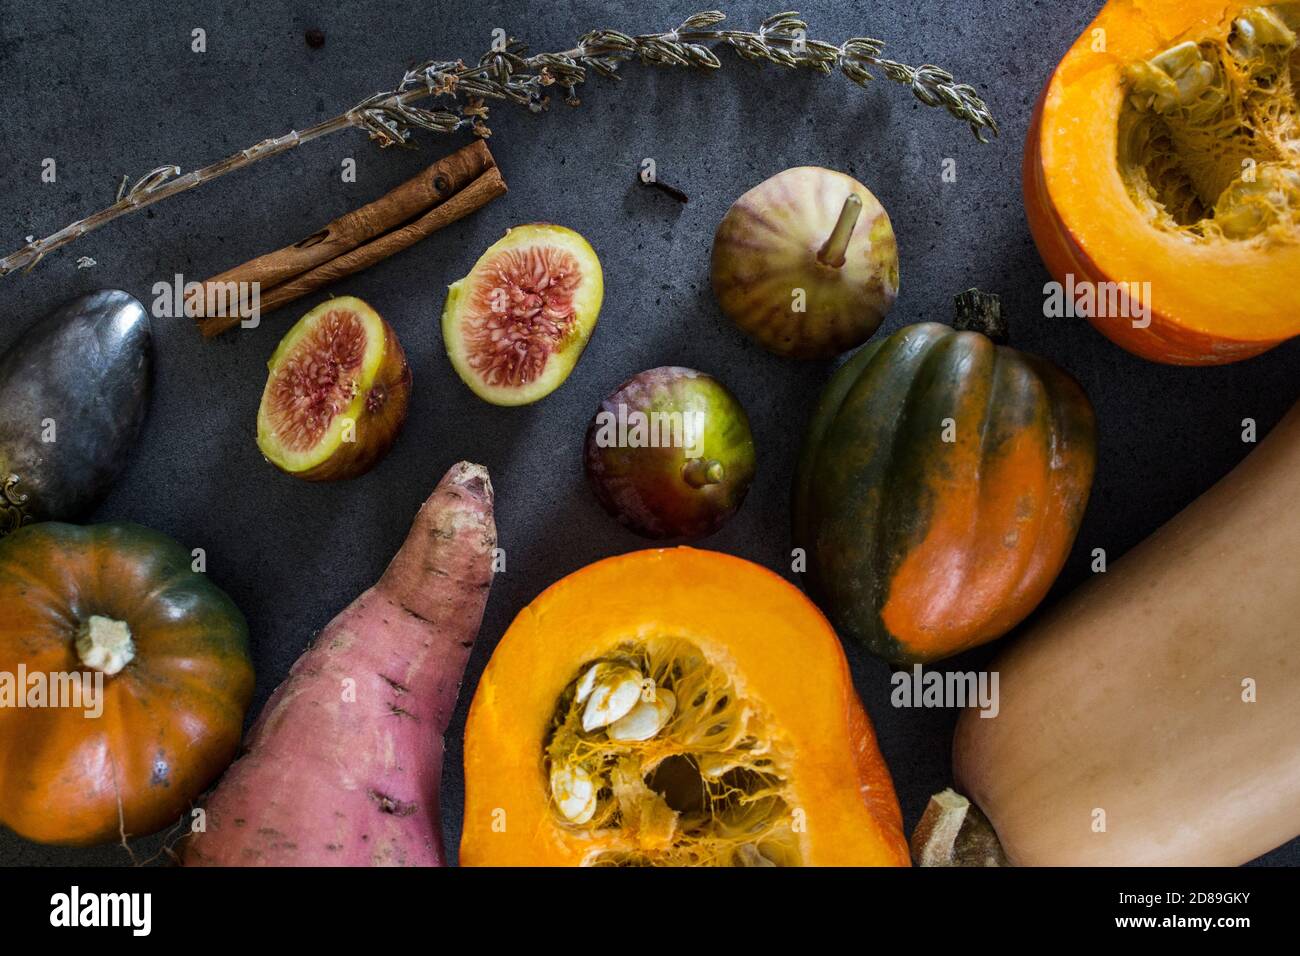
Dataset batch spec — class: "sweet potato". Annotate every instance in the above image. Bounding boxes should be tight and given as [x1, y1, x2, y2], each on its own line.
[184, 461, 496, 866]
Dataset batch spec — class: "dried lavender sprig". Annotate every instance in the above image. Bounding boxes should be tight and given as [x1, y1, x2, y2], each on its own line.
[0, 10, 996, 278]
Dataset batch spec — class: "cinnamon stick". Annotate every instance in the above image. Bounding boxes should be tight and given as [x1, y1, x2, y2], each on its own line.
[254, 167, 506, 317]
[218, 140, 492, 289]
[193, 140, 504, 337]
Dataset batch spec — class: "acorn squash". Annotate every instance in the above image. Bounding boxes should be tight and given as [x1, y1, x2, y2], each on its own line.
[793, 292, 1097, 664]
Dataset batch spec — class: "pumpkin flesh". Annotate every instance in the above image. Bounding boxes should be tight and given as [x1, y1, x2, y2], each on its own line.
[1025, 0, 1300, 363]
[460, 548, 908, 866]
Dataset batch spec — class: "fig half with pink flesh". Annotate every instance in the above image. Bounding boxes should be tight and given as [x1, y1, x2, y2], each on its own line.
[711, 166, 899, 359]
[442, 223, 604, 406]
[256, 296, 411, 481]
[584, 367, 756, 540]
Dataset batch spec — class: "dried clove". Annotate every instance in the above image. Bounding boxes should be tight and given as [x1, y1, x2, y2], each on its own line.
[639, 176, 689, 204]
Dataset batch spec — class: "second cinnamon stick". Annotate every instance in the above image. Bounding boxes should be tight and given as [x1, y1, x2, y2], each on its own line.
[297, 168, 504, 311]
[197, 165, 507, 337]
[194, 140, 507, 336]
[207, 139, 494, 292]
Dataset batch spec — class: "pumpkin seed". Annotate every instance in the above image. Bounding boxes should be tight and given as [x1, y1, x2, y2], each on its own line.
[581, 665, 643, 732]
[734, 844, 776, 867]
[544, 637, 800, 864]
[574, 662, 610, 705]
[550, 763, 597, 823]
[608, 688, 677, 742]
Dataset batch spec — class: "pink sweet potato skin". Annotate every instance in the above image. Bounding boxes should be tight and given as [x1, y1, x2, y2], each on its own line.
[184, 461, 496, 866]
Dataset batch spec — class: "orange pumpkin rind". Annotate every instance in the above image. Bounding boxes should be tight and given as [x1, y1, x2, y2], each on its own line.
[1024, 0, 1300, 364]
[460, 548, 909, 867]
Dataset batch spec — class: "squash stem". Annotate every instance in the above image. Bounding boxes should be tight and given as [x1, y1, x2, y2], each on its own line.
[682, 458, 725, 488]
[952, 289, 1009, 344]
[816, 194, 863, 268]
[75, 614, 135, 676]
[910, 788, 1010, 866]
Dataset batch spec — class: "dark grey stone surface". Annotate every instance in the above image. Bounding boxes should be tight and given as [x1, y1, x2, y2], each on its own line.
[0, 0, 1296, 866]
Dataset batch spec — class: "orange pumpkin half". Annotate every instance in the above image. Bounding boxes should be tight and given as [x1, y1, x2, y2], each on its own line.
[461, 548, 908, 867]
[1025, 0, 1300, 364]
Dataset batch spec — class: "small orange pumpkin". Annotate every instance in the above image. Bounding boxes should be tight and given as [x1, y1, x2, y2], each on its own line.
[1024, 0, 1300, 364]
[461, 548, 908, 867]
[0, 522, 254, 845]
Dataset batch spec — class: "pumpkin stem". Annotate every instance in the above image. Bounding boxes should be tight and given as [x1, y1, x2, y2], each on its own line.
[681, 458, 725, 488]
[910, 788, 1010, 867]
[816, 194, 863, 268]
[75, 614, 136, 676]
[952, 289, 1009, 344]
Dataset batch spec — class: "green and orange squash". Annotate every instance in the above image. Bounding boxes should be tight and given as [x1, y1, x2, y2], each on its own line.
[793, 292, 1097, 664]
[0, 522, 254, 845]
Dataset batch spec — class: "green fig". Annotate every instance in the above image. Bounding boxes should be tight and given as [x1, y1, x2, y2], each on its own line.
[584, 367, 756, 540]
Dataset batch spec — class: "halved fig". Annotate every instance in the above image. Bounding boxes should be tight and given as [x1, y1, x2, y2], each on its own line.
[256, 296, 411, 481]
[441, 223, 603, 406]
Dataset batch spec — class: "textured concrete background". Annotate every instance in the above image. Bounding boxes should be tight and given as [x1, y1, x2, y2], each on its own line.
[0, 0, 1296, 866]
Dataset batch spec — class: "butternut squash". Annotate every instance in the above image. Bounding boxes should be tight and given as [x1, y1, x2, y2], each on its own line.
[952, 399, 1300, 865]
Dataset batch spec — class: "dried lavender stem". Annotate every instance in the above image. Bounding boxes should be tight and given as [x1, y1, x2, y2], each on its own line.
[0, 123, 346, 277]
[0, 9, 996, 279]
